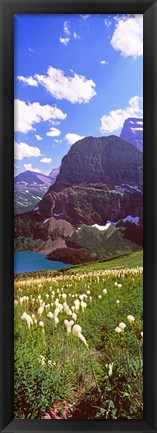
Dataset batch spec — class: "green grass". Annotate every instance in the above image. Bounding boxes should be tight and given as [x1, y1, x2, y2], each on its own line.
[14, 257, 143, 420]
[65, 250, 143, 274]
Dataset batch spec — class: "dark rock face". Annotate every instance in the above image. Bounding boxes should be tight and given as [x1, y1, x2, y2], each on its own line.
[38, 183, 143, 226]
[51, 135, 143, 192]
[120, 118, 143, 152]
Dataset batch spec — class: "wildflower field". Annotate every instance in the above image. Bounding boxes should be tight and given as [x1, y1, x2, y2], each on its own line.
[14, 251, 143, 420]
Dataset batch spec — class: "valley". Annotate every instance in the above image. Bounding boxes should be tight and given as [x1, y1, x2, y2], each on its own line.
[14, 134, 143, 268]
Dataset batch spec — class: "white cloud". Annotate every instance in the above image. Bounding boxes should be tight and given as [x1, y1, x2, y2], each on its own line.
[17, 75, 38, 87]
[46, 127, 61, 137]
[35, 134, 42, 141]
[110, 15, 143, 58]
[54, 139, 62, 143]
[65, 133, 85, 145]
[14, 141, 41, 160]
[64, 21, 71, 36]
[59, 20, 71, 45]
[100, 60, 108, 65]
[28, 47, 36, 54]
[59, 21, 81, 45]
[104, 18, 112, 28]
[40, 157, 52, 163]
[14, 99, 67, 133]
[24, 163, 40, 173]
[35, 66, 96, 103]
[100, 96, 143, 133]
[73, 32, 81, 39]
[50, 120, 61, 125]
[59, 37, 70, 46]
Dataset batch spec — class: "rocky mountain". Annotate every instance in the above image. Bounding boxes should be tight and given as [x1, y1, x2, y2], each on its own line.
[120, 118, 143, 152]
[14, 135, 143, 264]
[51, 135, 143, 192]
[37, 183, 143, 226]
[15, 170, 53, 186]
[14, 170, 53, 215]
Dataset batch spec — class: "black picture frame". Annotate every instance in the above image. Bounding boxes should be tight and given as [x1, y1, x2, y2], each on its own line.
[0, 0, 157, 432]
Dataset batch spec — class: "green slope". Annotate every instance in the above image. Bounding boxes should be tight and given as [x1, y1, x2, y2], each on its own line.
[65, 250, 143, 274]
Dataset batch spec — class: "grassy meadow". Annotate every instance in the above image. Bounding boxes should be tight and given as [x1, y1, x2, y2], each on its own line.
[14, 251, 143, 419]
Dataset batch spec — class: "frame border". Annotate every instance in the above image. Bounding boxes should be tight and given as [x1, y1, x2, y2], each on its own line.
[0, 1, 157, 432]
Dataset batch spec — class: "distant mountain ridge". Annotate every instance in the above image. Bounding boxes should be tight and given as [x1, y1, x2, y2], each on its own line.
[49, 167, 60, 181]
[14, 169, 59, 214]
[14, 170, 53, 214]
[120, 118, 143, 152]
[15, 170, 53, 186]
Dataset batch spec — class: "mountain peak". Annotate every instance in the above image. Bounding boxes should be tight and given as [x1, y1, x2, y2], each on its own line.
[120, 117, 143, 152]
[51, 135, 142, 192]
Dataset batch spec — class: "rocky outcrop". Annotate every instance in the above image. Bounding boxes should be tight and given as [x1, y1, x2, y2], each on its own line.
[120, 118, 143, 152]
[51, 135, 142, 192]
[37, 183, 143, 226]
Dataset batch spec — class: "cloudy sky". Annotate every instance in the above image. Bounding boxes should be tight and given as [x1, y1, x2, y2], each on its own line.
[14, 14, 143, 176]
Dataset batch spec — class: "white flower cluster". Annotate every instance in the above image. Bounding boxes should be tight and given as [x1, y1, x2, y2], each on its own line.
[21, 312, 33, 329]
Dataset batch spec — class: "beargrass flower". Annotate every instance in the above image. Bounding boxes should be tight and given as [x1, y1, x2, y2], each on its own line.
[39, 321, 44, 328]
[38, 306, 44, 316]
[14, 300, 18, 306]
[54, 308, 60, 318]
[57, 303, 63, 311]
[74, 300, 80, 311]
[47, 312, 54, 319]
[21, 312, 27, 320]
[118, 322, 126, 330]
[115, 326, 123, 333]
[21, 312, 33, 329]
[127, 315, 135, 322]
[103, 289, 107, 294]
[32, 314, 37, 323]
[38, 355, 45, 366]
[141, 331, 143, 338]
[67, 309, 72, 316]
[81, 301, 87, 312]
[72, 324, 88, 347]
[54, 317, 59, 325]
[64, 319, 74, 335]
[108, 362, 113, 377]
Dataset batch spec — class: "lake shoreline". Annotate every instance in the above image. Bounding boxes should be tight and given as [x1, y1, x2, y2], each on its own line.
[14, 251, 72, 274]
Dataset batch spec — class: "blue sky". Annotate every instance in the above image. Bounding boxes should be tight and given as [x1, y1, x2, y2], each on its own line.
[14, 14, 143, 176]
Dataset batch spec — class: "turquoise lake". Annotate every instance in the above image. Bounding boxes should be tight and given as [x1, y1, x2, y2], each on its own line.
[14, 251, 72, 274]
